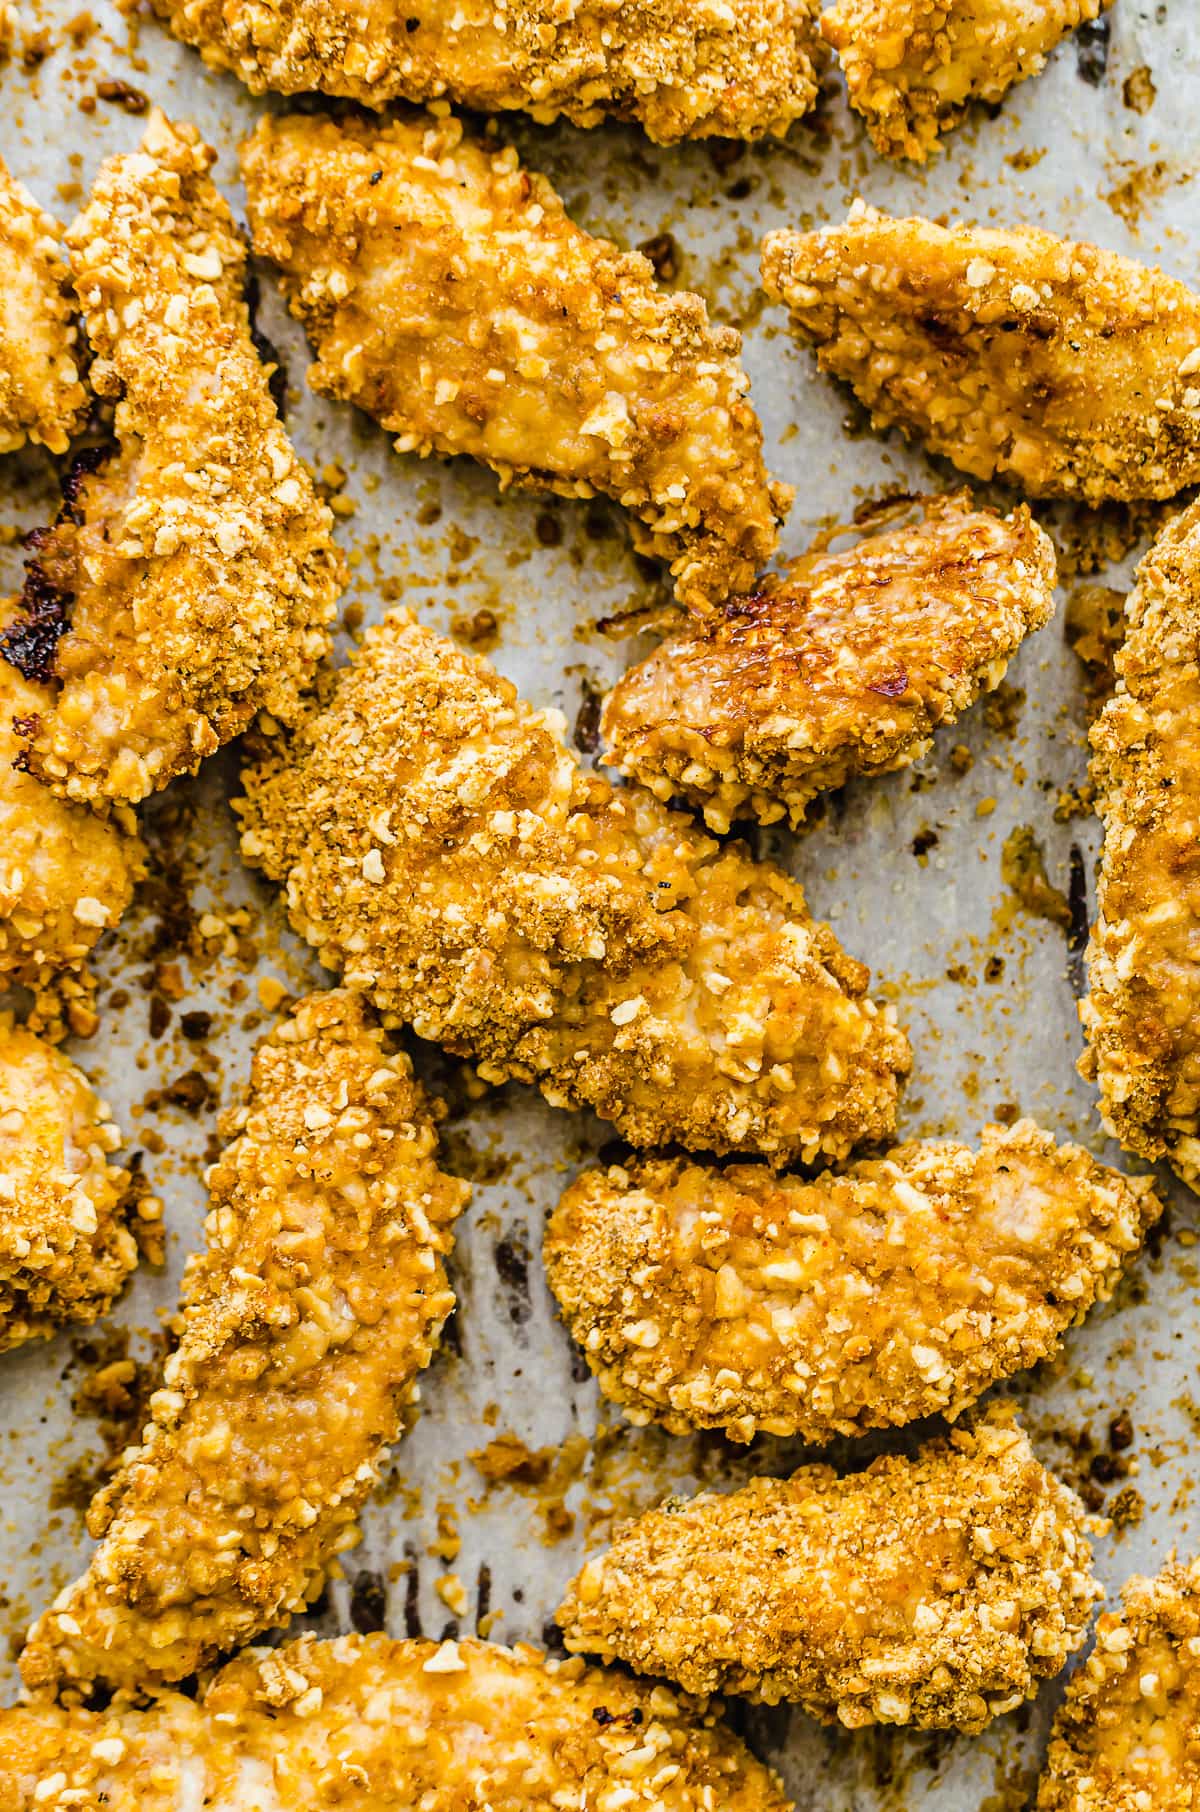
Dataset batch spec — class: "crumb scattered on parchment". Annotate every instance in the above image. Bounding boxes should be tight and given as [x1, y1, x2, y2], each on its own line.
[1001, 825, 1071, 930]
[469, 1432, 590, 1544]
[1065, 584, 1126, 710]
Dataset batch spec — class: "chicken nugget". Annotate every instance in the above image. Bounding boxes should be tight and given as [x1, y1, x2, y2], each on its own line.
[0, 157, 87, 454]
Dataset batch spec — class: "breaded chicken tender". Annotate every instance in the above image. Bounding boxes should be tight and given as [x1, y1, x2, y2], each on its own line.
[0, 1019, 138, 1353]
[157, 0, 826, 144]
[1, 1634, 790, 1811]
[602, 492, 1057, 831]
[240, 112, 787, 614]
[1036, 1558, 1200, 1812]
[821, 1, 1111, 162]
[0, 158, 87, 454]
[21, 990, 468, 1694]
[559, 1405, 1099, 1733]
[1, 603, 144, 1001]
[545, 1121, 1160, 1444]
[1082, 499, 1200, 1188]
[237, 611, 910, 1163]
[761, 203, 1200, 503]
[16, 112, 344, 811]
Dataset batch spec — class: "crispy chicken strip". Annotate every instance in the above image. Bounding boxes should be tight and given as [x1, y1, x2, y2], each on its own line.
[157, 0, 826, 145]
[602, 492, 1057, 831]
[1036, 1557, 1200, 1812]
[761, 203, 1200, 503]
[0, 1019, 138, 1353]
[821, 1, 1111, 162]
[21, 990, 469, 1694]
[0, 158, 87, 454]
[237, 611, 910, 1163]
[545, 1121, 1160, 1445]
[1082, 499, 1200, 1187]
[1, 1634, 790, 1810]
[1, 603, 144, 1002]
[240, 112, 788, 615]
[559, 1405, 1099, 1733]
[15, 112, 344, 811]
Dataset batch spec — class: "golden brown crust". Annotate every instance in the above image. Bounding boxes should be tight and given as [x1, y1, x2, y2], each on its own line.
[0, 157, 87, 453]
[160, 0, 826, 144]
[545, 1121, 1161, 1444]
[761, 204, 1200, 504]
[240, 111, 787, 614]
[1081, 499, 1200, 1188]
[821, 0, 1110, 162]
[237, 609, 910, 1163]
[602, 492, 1057, 830]
[1036, 1558, 1200, 1812]
[0, 1635, 790, 1810]
[558, 1406, 1099, 1733]
[1, 603, 144, 992]
[20, 989, 469, 1694]
[0, 1019, 138, 1353]
[18, 111, 344, 810]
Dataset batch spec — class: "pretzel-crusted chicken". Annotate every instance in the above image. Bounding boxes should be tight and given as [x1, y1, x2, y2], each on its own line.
[21, 990, 468, 1693]
[0, 156, 87, 453]
[240, 111, 788, 614]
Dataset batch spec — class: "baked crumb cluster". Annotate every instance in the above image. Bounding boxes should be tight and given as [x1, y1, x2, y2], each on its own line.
[0, 1634, 790, 1810]
[21, 991, 469, 1694]
[0, 156, 87, 454]
[1082, 497, 1200, 1189]
[240, 111, 789, 613]
[1037, 1559, 1200, 1811]
[544, 1122, 1161, 1444]
[238, 610, 910, 1162]
[762, 204, 1200, 502]
[558, 1407, 1100, 1733]
[602, 492, 1057, 830]
[820, 1, 1111, 161]
[15, 111, 344, 810]
[0, 1019, 138, 1352]
[157, 0, 827, 143]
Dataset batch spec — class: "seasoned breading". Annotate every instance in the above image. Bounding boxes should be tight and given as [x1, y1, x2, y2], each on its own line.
[1, 1634, 790, 1810]
[16, 111, 344, 811]
[602, 492, 1057, 831]
[157, 0, 826, 145]
[1036, 1557, 1200, 1812]
[558, 1405, 1099, 1733]
[0, 1019, 138, 1353]
[0, 157, 87, 454]
[237, 611, 910, 1164]
[240, 112, 787, 614]
[545, 1121, 1160, 1445]
[761, 203, 1200, 503]
[1082, 499, 1200, 1188]
[1, 601, 144, 999]
[821, 1, 1111, 162]
[20, 990, 469, 1694]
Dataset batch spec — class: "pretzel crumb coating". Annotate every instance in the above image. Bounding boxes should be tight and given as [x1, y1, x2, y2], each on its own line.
[237, 611, 909, 1163]
[240, 112, 787, 614]
[821, 0, 1110, 162]
[21, 990, 469, 1694]
[1082, 499, 1200, 1189]
[1, 605, 144, 991]
[602, 492, 1057, 831]
[545, 1122, 1160, 1444]
[159, 0, 826, 144]
[0, 158, 87, 453]
[560, 1406, 1099, 1732]
[0, 1019, 137, 1353]
[18, 111, 344, 811]
[1036, 1558, 1200, 1812]
[761, 203, 1200, 503]
[1, 1634, 791, 1810]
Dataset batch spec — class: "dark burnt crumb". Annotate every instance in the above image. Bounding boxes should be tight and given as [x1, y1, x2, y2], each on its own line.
[1076, 13, 1110, 85]
[984, 956, 1005, 983]
[1066, 844, 1090, 994]
[534, 509, 563, 547]
[569, 1341, 592, 1385]
[243, 269, 288, 417]
[1, 554, 69, 685]
[494, 1231, 532, 1326]
[349, 1568, 387, 1634]
[95, 76, 148, 111]
[982, 681, 1024, 738]
[475, 1562, 492, 1632]
[1109, 1486, 1145, 1530]
[449, 607, 499, 651]
[993, 1101, 1020, 1126]
[1109, 1410, 1135, 1451]
[147, 994, 171, 1039]
[180, 1009, 213, 1041]
[142, 1068, 216, 1117]
[637, 231, 681, 284]
[573, 673, 605, 754]
[706, 138, 744, 173]
[910, 825, 938, 858]
[402, 1544, 422, 1638]
[416, 501, 442, 528]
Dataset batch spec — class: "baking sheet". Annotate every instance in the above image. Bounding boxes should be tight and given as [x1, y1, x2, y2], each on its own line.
[2, 3, 1199, 1805]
